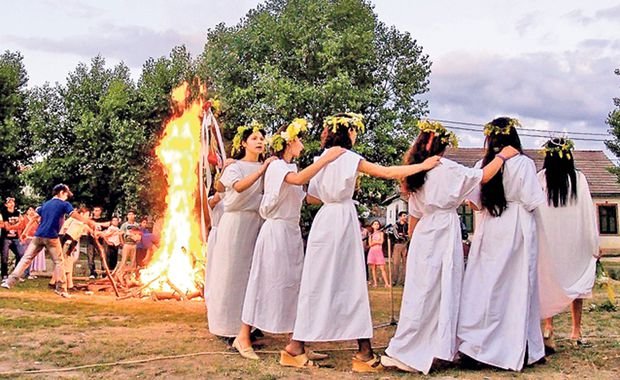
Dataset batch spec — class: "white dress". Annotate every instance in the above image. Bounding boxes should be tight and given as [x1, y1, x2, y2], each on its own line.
[242, 159, 306, 333]
[292, 150, 373, 342]
[458, 155, 546, 371]
[536, 170, 598, 318]
[385, 158, 482, 374]
[206, 161, 264, 337]
[204, 192, 225, 302]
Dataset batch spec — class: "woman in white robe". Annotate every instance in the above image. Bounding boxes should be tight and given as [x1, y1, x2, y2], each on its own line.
[234, 119, 345, 360]
[203, 191, 224, 303]
[381, 121, 519, 374]
[280, 113, 440, 373]
[458, 117, 546, 371]
[206, 124, 277, 339]
[536, 138, 599, 350]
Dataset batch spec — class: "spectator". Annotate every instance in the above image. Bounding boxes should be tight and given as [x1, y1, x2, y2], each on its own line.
[117, 211, 141, 272]
[392, 211, 409, 286]
[20, 206, 44, 278]
[1, 197, 26, 280]
[1, 184, 96, 298]
[136, 218, 153, 268]
[100, 216, 121, 273]
[88, 206, 110, 278]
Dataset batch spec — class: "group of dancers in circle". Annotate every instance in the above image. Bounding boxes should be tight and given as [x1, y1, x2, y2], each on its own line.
[203, 113, 599, 374]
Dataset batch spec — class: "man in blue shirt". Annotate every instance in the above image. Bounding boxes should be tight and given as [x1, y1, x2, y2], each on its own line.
[1, 184, 96, 298]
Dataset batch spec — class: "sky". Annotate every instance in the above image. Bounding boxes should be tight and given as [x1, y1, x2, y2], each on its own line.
[1, 0, 619, 155]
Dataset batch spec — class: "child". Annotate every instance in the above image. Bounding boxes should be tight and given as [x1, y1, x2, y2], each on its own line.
[282, 113, 440, 372]
[367, 220, 390, 288]
[233, 118, 345, 360]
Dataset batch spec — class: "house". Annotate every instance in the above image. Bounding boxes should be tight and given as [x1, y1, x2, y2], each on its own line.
[384, 148, 620, 254]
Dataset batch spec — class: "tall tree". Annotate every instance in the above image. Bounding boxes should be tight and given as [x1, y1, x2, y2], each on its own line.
[27, 56, 143, 214]
[606, 68, 620, 180]
[0, 50, 32, 201]
[199, 0, 431, 206]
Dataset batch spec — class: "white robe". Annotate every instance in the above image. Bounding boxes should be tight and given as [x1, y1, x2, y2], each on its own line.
[292, 150, 373, 342]
[386, 158, 482, 374]
[536, 170, 598, 318]
[206, 161, 264, 337]
[204, 192, 225, 303]
[458, 155, 546, 371]
[242, 160, 305, 333]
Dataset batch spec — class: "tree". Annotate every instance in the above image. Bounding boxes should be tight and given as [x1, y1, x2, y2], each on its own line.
[199, 0, 431, 207]
[26, 56, 143, 214]
[25, 47, 198, 217]
[0, 50, 32, 201]
[606, 68, 620, 180]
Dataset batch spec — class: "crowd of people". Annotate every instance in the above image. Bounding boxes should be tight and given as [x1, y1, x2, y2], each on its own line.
[0, 189, 157, 298]
[203, 114, 599, 374]
[0, 113, 599, 374]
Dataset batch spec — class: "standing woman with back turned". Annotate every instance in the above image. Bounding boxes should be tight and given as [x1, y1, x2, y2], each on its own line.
[381, 120, 519, 374]
[281, 113, 441, 373]
[536, 138, 599, 352]
[206, 121, 277, 340]
[457, 117, 546, 371]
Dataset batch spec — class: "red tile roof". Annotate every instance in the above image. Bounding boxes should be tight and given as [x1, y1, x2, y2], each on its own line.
[444, 148, 620, 197]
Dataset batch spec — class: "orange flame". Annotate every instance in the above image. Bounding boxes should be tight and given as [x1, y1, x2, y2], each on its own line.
[140, 82, 205, 294]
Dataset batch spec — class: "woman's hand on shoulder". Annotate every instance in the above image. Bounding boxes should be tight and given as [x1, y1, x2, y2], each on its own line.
[420, 155, 441, 170]
[499, 146, 519, 159]
[323, 147, 346, 162]
[261, 156, 279, 172]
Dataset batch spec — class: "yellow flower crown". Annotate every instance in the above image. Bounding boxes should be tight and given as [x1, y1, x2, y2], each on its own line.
[417, 120, 459, 148]
[231, 120, 264, 156]
[269, 118, 310, 153]
[483, 118, 521, 136]
[542, 138, 575, 160]
[323, 112, 365, 134]
[208, 97, 221, 115]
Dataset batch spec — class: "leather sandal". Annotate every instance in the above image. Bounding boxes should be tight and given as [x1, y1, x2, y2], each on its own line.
[279, 350, 319, 368]
[232, 338, 259, 360]
[352, 353, 384, 373]
[306, 350, 328, 360]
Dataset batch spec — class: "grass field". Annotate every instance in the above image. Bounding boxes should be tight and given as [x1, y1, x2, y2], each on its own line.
[0, 262, 619, 379]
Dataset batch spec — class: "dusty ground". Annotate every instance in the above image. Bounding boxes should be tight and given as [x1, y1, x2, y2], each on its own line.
[0, 262, 619, 379]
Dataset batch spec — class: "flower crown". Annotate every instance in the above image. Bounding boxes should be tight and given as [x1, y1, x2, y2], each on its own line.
[417, 120, 459, 148]
[323, 112, 365, 134]
[231, 120, 264, 156]
[542, 138, 575, 160]
[483, 118, 521, 136]
[269, 118, 310, 153]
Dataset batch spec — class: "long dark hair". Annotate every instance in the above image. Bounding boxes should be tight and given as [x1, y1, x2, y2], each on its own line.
[402, 131, 449, 192]
[232, 127, 267, 160]
[542, 138, 577, 207]
[480, 117, 523, 217]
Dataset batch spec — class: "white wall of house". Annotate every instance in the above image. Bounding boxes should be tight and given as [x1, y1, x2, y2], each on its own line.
[594, 197, 620, 254]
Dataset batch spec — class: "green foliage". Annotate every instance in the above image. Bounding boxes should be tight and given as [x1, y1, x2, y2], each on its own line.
[25, 49, 195, 216]
[200, 0, 431, 208]
[606, 68, 620, 180]
[0, 50, 32, 201]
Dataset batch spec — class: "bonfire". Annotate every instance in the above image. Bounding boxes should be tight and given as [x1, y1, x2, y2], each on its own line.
[87, 82, 219, 301]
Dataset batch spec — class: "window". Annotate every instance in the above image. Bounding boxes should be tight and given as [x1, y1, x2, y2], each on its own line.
[598, 205, 618, 235]
[458, 204, 474, 233]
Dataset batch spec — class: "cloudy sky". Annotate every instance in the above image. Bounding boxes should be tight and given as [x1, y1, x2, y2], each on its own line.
[1, 0, 618, 154]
